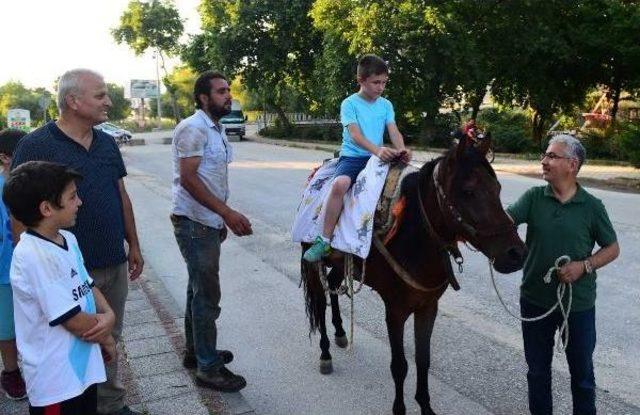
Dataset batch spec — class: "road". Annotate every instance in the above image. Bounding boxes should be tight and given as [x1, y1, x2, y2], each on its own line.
[121, 137, 640, 415]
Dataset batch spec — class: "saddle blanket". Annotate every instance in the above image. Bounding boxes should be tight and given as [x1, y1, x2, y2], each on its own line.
[291, 156, 390, 259]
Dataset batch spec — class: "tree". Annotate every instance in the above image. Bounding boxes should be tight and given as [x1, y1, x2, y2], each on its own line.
[311, 0, 497, 140]
[477, 1, 598, 147]
[107, 83, 131, 121]
[580, 0, 640, 122]
[0, 81, 43, 126]
[182, 0, 322, 128]
[149, 65, 195, 118]
[112, 0, 184, 121]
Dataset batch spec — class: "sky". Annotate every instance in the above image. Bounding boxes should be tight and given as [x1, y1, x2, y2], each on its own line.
[1, 0, 201, 95]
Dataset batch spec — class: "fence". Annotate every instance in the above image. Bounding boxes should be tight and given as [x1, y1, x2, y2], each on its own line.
[255, 112, 338, 130]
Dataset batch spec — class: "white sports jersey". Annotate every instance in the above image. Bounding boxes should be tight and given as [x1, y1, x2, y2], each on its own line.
[10, 230, 106, 407]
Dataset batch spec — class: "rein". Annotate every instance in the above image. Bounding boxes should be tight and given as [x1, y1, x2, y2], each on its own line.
[373, 158, 461, 293]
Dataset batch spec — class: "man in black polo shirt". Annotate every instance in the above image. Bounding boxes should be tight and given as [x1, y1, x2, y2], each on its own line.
[11, 69, 144, 415]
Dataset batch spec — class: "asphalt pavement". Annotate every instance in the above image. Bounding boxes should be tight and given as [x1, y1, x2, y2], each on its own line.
[2, 126, 639, 415]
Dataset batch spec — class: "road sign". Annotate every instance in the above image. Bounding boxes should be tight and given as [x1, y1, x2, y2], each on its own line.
[130, 79, 159, 99]
[7, 109, 31, 131]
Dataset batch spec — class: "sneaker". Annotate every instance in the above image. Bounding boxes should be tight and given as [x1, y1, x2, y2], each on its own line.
[0, 369, 27, 400]
[183, 350, 234, 369]
[303, 236, 331, 262]
[195, 366, 247, 392]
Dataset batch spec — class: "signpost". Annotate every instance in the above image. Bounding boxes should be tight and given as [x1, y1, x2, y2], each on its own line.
[130, 79, 159, 99]
[38, 94, 51, 123]
[130, 79, 160, 128]
[7, 109, 31, 131]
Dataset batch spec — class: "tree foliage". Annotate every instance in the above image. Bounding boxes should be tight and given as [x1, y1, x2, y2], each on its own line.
[0, 81, 54, 128]
[107, 83, 131, 121]
[179, 0, 640, 145]
[182, 0, 321, 126]
[112, 0, 184, 121]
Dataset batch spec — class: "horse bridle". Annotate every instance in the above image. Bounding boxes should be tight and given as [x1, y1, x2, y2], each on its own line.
[424, 158, 516, 243]
[374, 156, 514, 293]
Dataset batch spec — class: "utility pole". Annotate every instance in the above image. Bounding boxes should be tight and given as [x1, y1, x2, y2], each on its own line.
[154, 49, 162, 129]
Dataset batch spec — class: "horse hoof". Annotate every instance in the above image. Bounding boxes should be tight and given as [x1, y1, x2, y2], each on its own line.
[334, 335, 348, 348]
[319, 359, 333, 375]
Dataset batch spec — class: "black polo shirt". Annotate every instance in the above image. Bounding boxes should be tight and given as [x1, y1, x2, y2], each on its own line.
[11, 121, 128, 270]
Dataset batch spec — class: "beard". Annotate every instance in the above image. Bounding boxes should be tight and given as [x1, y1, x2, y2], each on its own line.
[208, 100, 232, 118]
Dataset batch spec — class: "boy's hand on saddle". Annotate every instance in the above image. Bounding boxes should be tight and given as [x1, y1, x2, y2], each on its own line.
[377, 146, 399, 162]
[223, 209, 253, 236]
[396, 148, 412, 163]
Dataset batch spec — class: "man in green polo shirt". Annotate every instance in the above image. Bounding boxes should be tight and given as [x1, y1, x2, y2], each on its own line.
[506, 134, 619, 415]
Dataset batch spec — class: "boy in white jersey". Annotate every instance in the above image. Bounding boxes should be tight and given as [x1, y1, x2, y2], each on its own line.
[2, 161, 116, 415]
[303, 54, 411, 262]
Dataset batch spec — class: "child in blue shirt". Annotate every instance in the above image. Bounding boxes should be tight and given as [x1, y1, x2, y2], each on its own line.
[0, 129, 27, 400]
[303, 55, 411, 262]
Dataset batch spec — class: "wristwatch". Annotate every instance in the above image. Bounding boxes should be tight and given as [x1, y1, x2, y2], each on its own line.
[583, 259, 594, 274]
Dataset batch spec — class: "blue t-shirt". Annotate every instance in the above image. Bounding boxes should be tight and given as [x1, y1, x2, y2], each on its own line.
[340, 93, 396, 157]
[0, 175, 13, 285]
[11, 121, 128, 270]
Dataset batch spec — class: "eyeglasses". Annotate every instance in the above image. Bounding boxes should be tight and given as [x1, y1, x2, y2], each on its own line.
[539, 152, 574, 161]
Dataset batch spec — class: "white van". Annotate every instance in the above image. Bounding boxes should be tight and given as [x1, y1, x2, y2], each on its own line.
[220, 100, 246, 140]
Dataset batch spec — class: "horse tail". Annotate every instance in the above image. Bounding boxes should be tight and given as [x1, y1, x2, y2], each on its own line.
[300, 245, 325, 334]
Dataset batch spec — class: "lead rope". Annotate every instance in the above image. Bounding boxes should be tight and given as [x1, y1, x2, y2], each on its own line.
[489, 255, 572, 352]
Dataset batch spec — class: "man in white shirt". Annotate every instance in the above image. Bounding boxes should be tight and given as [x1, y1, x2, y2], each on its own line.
[170, 71, 252, 392]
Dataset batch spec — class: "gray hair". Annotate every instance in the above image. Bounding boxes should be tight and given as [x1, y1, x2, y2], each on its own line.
[549, 134, 586, 170]
[57, 69, 104, 112]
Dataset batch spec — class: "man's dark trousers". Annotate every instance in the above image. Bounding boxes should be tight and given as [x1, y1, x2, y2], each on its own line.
[171, 214, 224, 371]
[521, 298, 597, 415]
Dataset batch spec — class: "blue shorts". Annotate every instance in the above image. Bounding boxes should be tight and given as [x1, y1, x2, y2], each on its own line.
[0, 283, 15, 340]
[333, 156, 370, 186]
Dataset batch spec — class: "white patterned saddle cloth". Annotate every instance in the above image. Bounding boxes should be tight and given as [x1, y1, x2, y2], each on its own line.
[291, 156, 392, 259]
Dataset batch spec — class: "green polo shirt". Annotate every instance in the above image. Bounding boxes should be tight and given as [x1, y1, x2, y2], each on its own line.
[506, 184, 617, 311]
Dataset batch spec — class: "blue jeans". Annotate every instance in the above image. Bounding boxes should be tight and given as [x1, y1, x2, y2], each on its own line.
[521, 298, 597, 415]
[171, 215, 224, 372]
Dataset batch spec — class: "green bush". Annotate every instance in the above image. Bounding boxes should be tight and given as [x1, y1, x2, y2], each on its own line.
[260, 123, 342, 142]
[478, 108, 533, 153]
[579, 129, 618, 160]
[615, 122, 640, 167]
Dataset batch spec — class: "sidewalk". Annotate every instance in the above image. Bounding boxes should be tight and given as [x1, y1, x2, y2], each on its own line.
[0, 263, 253, 415]
[247, 135, 640, 193]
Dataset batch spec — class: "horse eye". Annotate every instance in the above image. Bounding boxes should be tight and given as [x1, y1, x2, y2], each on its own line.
[463, 189, 474, 197]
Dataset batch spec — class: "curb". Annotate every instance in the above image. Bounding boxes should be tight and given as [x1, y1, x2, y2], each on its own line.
[123, 263, 255, 415]
[246, 135, 640, 194]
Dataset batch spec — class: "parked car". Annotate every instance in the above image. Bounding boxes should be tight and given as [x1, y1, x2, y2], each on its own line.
[220, 100, 247, 140]
[95, 122, 132, 146]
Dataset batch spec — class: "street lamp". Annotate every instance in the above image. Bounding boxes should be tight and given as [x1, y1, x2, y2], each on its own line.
[153, 50, 162, 129]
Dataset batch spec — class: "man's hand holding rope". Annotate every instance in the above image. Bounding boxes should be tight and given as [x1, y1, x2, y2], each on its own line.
[557, 261, 586, 284]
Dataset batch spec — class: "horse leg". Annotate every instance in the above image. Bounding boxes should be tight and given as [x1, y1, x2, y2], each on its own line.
[414, 300, 439, 415]
[327, 268, 348, 348]
[329, 293, 349, 347]
[300, 253, 333, 374]
[386, 306, 410, 415]
[318, 296, 333, 374]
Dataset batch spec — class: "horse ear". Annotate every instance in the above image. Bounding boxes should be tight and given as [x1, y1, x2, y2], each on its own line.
[454, 131, 469, 160]
[477, 132, 492, 156]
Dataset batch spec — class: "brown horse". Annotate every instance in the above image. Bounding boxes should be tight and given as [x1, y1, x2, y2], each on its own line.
[300, 136, 527, 415]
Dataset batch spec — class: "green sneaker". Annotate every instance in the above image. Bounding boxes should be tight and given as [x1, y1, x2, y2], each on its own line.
[303, 236, 331, 262]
